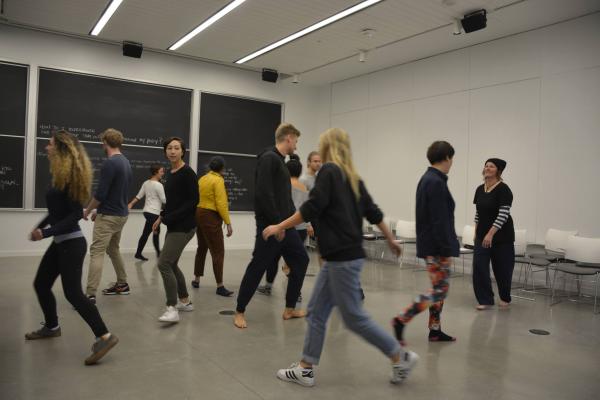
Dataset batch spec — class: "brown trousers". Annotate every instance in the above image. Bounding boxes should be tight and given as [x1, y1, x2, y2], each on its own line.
[194, 208, 225, 284]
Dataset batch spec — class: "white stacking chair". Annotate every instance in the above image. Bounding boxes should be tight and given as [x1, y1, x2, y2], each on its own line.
[456, 225, 475, 276]
[394, 220, 417, 267]
[551, 235, 600, 313]
[526, 228, 578, 290]
[511, 229, 536, 301]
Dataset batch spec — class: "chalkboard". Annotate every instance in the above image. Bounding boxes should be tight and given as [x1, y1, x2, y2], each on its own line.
[0, 136, 25, 208]
[197, 153, 256, 212]
[0, 62, 28, 136]
[35, 139, 189, 209]
[199, 93, 281, 154]
[37, 68, 192, 146]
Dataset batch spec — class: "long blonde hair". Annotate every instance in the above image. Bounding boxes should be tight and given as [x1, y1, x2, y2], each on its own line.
[49, 130, 93, 204]
[318, 128, 361, 199]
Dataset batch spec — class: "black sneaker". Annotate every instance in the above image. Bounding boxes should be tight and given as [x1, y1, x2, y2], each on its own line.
[88, 295, 96, 305]
[25, 324, 61, 340]
[256, 285, 272, 296]
[134, 253, 148, 261]
[84, 334, 119, 365]
[191, 280, 199, 289]
[392, 317, 406, 346]
[102, 283, 130, 295]
[216, 286, 234, 297]
[428, 329, 456, 342]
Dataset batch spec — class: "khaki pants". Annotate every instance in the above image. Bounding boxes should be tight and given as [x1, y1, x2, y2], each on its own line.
[86, 214, 128, 296]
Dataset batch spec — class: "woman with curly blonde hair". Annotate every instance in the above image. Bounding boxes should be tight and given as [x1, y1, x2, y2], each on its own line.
[25, 130, 118, 366]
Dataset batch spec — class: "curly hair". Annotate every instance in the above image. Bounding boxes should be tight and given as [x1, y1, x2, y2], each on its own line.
[49, 130, 93, 204]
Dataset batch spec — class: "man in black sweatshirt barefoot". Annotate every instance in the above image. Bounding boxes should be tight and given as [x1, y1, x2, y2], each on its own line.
[234, 123, 309, 329]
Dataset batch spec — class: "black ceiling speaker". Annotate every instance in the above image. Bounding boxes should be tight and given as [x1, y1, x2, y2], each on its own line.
[262, 68, 279, 83]
[461, 9, 487, 33]
[122, 41, 143, 58]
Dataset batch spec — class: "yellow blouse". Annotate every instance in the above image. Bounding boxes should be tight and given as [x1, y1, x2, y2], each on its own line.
[197, 171, 231, 224]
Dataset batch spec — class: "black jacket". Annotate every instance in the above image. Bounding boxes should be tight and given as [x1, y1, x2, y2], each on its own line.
[415, 167, 459, 258]
[254, 146, 295, 226]
[300, 163, 383, 261]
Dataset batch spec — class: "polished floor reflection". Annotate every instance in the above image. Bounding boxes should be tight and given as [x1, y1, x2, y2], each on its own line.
[1, 249, 599, 400]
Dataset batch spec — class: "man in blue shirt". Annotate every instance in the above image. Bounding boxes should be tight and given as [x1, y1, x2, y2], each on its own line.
[84, 129, 133, 302]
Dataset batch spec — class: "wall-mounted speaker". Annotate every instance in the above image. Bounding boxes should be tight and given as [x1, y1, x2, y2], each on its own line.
[122, 41, 143, 58]
[262, 68, 279, 83]
[461, 9, 487, 33]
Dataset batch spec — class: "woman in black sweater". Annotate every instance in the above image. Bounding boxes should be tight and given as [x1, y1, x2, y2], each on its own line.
[263, 128, 418, 387]
[472, 158, 515, 309]
[152, 137, 199, 323]
[26, 130, 118, 365]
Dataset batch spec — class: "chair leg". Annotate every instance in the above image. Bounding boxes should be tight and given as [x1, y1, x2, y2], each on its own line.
[594, 273, 599, 314]
[551, 269, 560, 305]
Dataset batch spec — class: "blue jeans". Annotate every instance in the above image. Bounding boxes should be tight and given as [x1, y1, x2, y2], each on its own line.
[302, 258, 401, 365]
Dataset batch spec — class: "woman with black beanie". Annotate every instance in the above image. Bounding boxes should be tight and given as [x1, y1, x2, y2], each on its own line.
[472, 158, 515, 310]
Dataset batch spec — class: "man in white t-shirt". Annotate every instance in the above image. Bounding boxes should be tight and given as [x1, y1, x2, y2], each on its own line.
[299, 151, 322, 191]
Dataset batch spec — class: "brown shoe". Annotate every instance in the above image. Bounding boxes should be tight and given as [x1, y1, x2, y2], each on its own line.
[84, 334, 119, 365]
[25, 325, 61, 340]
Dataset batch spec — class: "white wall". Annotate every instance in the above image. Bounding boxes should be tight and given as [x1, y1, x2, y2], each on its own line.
[327, 13, 600, 243]
[0, 25, 322, 256]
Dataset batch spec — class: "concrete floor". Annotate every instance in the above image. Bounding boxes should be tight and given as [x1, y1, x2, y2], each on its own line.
[1, 248, 599, 400]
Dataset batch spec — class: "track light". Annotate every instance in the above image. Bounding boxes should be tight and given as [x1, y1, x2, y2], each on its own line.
[453, 19, 462, 35]
[359, 50, 367, 62]
[292, 74, 300, 84]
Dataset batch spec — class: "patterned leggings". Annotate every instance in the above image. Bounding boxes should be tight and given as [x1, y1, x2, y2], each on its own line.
[397, 256, 450, 329]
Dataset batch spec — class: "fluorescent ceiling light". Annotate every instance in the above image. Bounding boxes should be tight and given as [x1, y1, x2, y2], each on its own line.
[169, 0, 247, 51]
[235, 0, 383, 64]
[90, 0, 123, 36]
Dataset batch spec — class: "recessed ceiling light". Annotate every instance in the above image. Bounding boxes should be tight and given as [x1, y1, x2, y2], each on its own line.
[235, 0, 383, 64]
[169, 0, 247, 51]
[90, 0, 123, 36]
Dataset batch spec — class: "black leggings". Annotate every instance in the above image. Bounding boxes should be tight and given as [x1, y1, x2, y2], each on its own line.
[135, 212, 161, 256]
[34, 237, 109, 337]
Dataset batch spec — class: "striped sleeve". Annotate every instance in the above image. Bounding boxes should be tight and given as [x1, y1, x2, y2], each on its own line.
[474, 210, 479, 224]
[493, 205, 511, 229]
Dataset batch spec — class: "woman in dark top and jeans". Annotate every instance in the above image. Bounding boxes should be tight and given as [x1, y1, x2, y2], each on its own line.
[152, 137, 199, 323]
[26, 130, 118, 365]
[472, 158, 515, 310]
[263, 128, 417, 387]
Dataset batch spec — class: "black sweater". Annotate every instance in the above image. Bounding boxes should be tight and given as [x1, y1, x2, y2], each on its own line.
[415, 167, 459, 258]
[254, 146, 295, 226]
[161, 165, 198, 232]
[37, 187, 83, 238]
[299, 163, 383, 261]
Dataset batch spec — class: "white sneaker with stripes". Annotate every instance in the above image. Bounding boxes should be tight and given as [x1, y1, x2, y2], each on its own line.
[390, 350, 419, 384]
[276, 362, 315, 387]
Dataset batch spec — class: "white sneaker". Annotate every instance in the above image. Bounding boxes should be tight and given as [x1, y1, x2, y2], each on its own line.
[158, 306, 179, 323]
[390, 350, 419, 384]
[176, 301, 194, 312]
[276, 362, 315, 387]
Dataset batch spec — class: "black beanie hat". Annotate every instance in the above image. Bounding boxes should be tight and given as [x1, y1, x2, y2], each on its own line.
[485, 158, 507, 173]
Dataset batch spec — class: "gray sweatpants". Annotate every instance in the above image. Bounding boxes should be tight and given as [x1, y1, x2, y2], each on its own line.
[157, 229, 195, 306]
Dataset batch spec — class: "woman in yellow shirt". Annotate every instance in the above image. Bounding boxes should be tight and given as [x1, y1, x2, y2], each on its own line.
[192, 156, 234, 296]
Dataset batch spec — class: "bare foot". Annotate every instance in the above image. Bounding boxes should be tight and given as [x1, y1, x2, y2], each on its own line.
[476, 305, 491, 311]
[282, 309, 306, 320]
[234, 312, 247, 329]
[498, 300, 510, 309]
